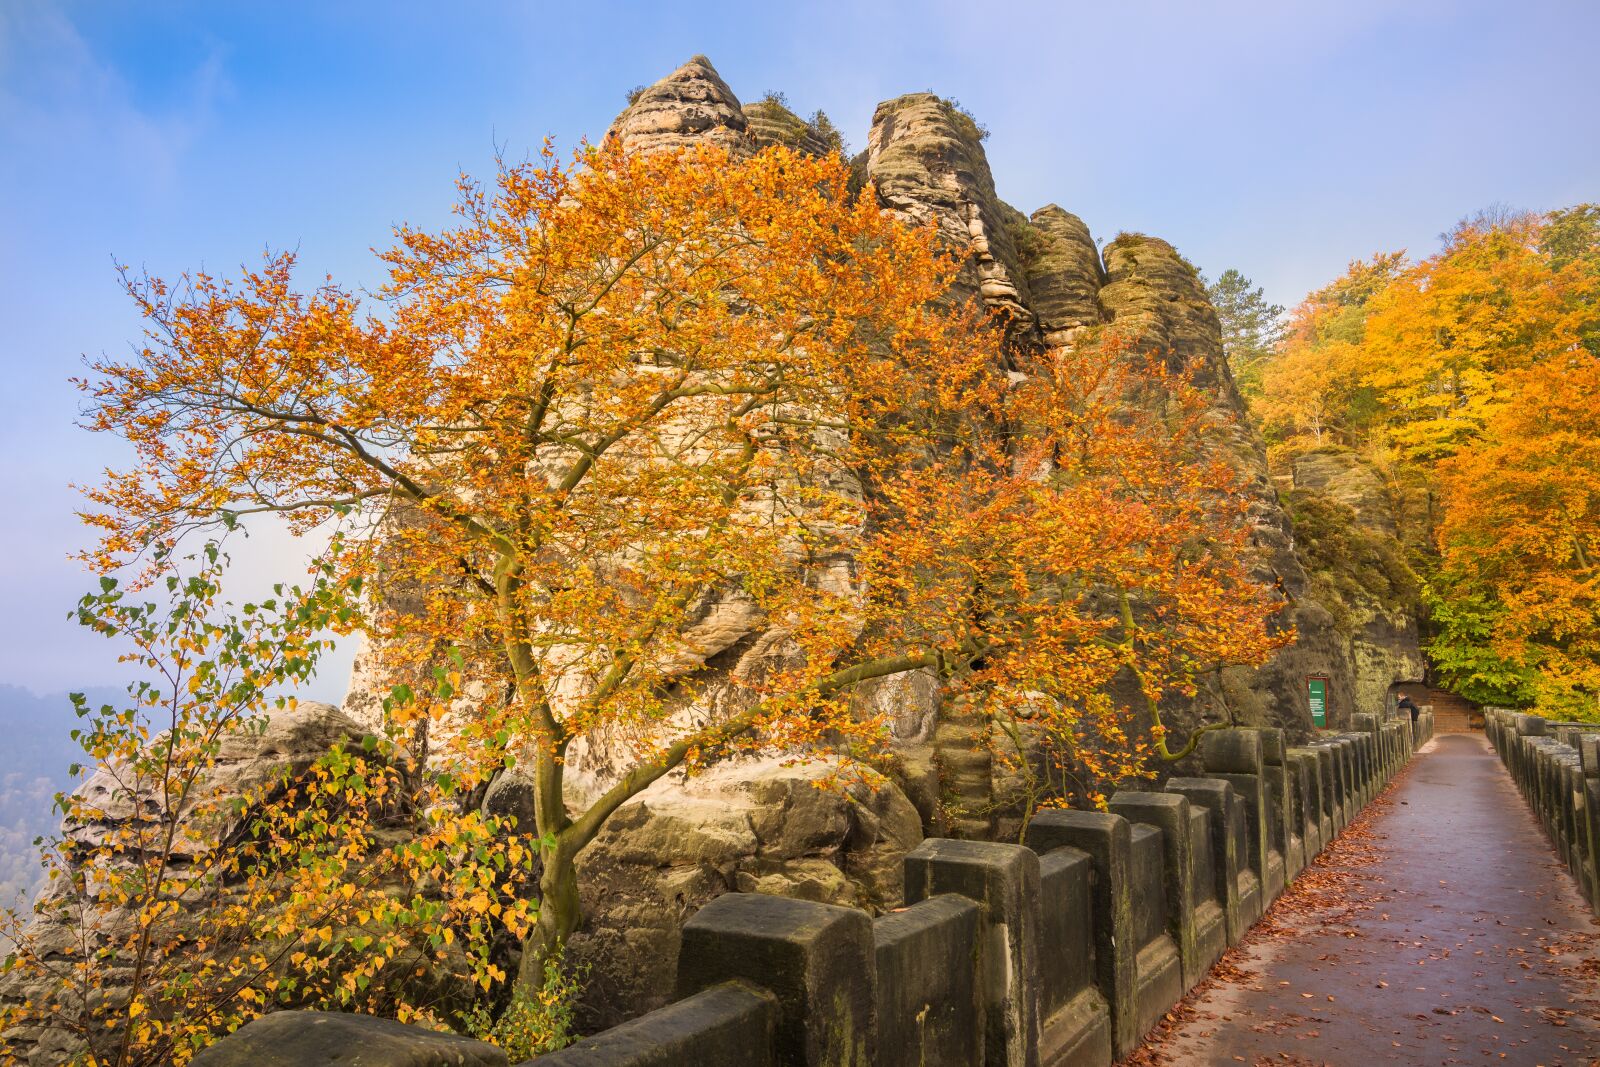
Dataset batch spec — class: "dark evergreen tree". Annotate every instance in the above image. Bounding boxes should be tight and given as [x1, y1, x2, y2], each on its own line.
[1207, 268, 1284, 397]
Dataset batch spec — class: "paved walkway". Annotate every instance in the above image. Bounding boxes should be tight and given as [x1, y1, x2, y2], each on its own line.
[1135, 733, 1600, 1066]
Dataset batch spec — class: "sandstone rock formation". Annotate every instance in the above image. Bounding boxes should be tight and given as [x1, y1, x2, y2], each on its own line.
[1022, 205, 1105, 345]
[864, 93, 1038, 336]
[335, 53, 1425, 1025]
[1090, 233, 1359, 740]
[606, 55, 750, 157]
[1291, 449, 1426, 714]
[547, 757, 921, 1029]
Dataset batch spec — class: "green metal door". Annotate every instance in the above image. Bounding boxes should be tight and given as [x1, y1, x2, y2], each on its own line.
[1308, 677, 1328, 727]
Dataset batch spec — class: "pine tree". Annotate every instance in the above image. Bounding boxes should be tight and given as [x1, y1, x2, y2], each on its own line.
[1206, 268, 1284, 397]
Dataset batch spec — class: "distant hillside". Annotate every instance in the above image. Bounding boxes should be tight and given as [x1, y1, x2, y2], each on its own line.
[0, 685, 119, 911]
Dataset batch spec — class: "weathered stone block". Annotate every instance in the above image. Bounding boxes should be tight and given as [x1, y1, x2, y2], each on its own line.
[1306, 744, 1342, 834]
[1346, 735, 1365, 802]
[1199, 729, 1263, 776]
[1127, 826, 1183, 1040]
[904, 838, 1040, 1067]
[190, 1011, 507, 1067]
[1185, 806, 1227, 965]
[1247, 727, 1302, 881]
[1557, 753, 1584, 878]
[532, 982, 778, 1066]
[1287, 748, 1330, 859]
[1024, 810, 1138, 1057]
[1201, 730, 1282, 903]
[677, 892, 874, 1066]
[1577, 736, 1600, 909]
[1324, 737, 1357, 814]
[1164, 777, 1248, 944]
[1338, 731, 1372, 803]
[1109, 790, 1221, 992]
[1034, 848, 1112, 1067]
[1284, 750, 1319, 859]
[872, 895, 982, 1067]
[1229, 793, 1263, 927]
[1528, 737, 1562, 835]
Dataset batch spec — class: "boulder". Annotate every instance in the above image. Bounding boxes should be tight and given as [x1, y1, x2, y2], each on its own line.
[568, 757, 922, 1029]
[482, 768, 539, 830]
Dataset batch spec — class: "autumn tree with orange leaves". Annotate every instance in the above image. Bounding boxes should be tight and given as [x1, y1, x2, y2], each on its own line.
[76, 139, 1287, 1003]
[1431, 352, 1600, 718]
[1256, 204, 1600, 716]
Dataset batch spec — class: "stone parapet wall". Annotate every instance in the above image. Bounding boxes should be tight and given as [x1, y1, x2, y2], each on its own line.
[1483, 709, 1600, 913]
[201, 719, 1425, 1066]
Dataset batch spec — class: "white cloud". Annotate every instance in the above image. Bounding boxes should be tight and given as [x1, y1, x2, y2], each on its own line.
[0, 2, 230, 199]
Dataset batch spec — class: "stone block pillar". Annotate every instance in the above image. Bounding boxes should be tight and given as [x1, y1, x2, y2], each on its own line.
[1250, 727, 1304, 879]
[1308, 741, 1345, 833]
[1579, 736, 1600, 909]
[1024, 810, 1137, 1058]
[1164, 777, 1246, 944]
[904, 839, 1041, 1067]
[1109, 790, 1222, 991]
[1284, 748, 1319, 858]
[678, 893, 875, 1066]
[1513, 714, 1547, 800]
[1338, 732, 1372, 804]
[1201, 729, 1283, 902]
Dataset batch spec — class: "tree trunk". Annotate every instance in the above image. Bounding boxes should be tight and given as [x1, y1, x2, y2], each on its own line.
[516, 837, 580, 995]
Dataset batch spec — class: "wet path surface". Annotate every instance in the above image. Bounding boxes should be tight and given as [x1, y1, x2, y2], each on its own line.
[1135, 734, 1600, 1066]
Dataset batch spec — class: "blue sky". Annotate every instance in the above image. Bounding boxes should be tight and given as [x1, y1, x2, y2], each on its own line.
[1, 0, 1596, 704]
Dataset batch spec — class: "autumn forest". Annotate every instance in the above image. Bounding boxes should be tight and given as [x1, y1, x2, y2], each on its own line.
[1227, 203, 1600, 718]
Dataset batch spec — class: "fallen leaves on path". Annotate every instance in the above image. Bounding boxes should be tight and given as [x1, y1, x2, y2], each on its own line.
[1120, 783, 1401, 1066]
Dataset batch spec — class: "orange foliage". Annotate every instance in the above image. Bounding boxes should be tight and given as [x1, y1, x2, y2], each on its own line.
[1361, 218, 1600, 460]
[1257, 205, 1600, 714]
[1261, 219, 1600, 464]
[76, 140, 1287, 991]
[1435, 353, 1600, 714]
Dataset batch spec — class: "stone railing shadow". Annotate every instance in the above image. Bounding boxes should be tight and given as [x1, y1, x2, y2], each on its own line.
[197, 716, 1431, 1067]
